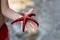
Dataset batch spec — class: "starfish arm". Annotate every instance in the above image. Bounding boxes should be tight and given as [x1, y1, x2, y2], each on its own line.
[28, 13, 36, 17]
[22, 20, 26, 32]
[11, 17, 23, 24]
[28, 17, 39, 26]
[20, 13, 25, 16]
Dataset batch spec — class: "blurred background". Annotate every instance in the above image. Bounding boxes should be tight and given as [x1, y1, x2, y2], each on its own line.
[5, 0, 60, 40]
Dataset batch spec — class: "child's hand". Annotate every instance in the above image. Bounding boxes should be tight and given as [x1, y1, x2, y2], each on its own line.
[25, 21, 38, 34]
[11, 8, 39, 34]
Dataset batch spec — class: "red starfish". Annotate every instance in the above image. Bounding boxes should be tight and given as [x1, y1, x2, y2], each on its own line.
[11, 10, 39, 32]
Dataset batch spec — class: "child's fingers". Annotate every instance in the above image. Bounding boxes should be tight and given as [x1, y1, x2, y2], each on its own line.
[28, 21, 38, 31]
[27, 22, 35, 32]
[27, 8, 34, 14]
[21, 21, 23, 31]
[25, 23, 32, 34]
[32, 21, 38, 31]
[26, 21, 38, 33]
[28, 22, 36, 31]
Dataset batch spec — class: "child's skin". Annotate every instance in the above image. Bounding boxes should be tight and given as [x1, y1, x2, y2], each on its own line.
[0, 12, 4, 27]
[1, 0, 38, 34]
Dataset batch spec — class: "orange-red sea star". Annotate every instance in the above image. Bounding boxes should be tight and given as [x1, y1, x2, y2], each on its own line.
[11, 11, 39, 32]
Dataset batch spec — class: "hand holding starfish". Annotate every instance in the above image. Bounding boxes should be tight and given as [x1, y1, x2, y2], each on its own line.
[11, 8, 39, 32]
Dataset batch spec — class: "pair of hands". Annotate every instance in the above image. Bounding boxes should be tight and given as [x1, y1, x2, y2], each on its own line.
[12, 9, 39, 34]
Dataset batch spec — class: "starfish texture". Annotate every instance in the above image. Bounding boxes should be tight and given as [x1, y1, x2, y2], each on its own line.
[11, 10, 39, 32]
